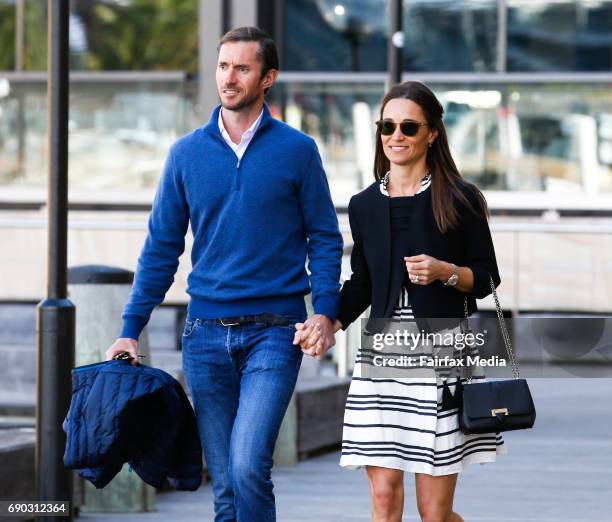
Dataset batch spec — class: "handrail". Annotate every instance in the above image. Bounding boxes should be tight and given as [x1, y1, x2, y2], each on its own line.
[276, 71, 612, 84]
[1, 217, 612, 234]
[3, 70, 612, 85]
[0, 71, 188, 82]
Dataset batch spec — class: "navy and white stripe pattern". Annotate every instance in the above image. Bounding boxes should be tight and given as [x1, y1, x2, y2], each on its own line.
[340, 309, 507, 474]
[391, 286, 415, 320]
[340, 177, 507, 476]
[340, 371, 507, 475]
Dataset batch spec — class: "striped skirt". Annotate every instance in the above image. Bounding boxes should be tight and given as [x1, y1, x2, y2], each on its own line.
[339, 288, 507, 476]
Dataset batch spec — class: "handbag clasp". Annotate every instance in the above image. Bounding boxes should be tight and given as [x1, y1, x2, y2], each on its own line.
[491, 407, 508, 416]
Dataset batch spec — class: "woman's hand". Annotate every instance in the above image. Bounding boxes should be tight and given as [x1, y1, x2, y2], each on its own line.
[404, 254, 453, 285]
[293, 319, 343, 360]
[293, 321, 323, 359]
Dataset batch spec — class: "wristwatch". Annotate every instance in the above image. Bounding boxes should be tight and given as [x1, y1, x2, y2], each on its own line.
[443, 263, 459, 286]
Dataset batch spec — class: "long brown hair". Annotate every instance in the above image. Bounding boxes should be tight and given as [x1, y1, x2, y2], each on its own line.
[374, 81, 488, 232]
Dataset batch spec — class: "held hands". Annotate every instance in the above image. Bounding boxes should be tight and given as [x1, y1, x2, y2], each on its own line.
[292, 314, 338, 360]
[404, 254, 453, 285]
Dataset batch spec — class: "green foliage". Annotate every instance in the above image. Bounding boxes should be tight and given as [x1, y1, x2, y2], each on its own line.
[24, 0, 48, 70]
[72, 0, 198, 73]
[0, 1, 16, 70]
[1, 0, 198, 72]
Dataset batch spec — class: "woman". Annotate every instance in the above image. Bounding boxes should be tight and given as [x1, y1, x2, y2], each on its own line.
[296, 81, 507, 521]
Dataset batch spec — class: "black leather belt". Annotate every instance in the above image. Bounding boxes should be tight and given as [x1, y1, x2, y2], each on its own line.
[215, 313, 290, 327]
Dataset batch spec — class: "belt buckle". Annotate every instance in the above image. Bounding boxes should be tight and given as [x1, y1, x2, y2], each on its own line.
[219, 317, 240, 327]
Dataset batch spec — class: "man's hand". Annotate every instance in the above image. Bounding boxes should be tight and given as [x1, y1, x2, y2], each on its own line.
[293, 321, 322, 358]
[292, 314, 335, 360]
[105, 338, 139, 366]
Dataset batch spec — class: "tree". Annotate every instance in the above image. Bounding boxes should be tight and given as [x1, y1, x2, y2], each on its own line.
[71, 0, 198, 73]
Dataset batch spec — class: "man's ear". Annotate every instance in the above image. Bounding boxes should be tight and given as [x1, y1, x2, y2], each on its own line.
[261, 68, 278, 91]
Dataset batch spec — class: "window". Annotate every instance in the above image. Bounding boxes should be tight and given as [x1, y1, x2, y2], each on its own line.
[0, 1, 199, 73]
[507, 0, 612, 71]
[282, 0, 498, 72]
[403, 0, 498, 72]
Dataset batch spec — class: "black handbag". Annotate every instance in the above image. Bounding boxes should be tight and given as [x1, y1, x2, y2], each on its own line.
[455, 275, 536, 435]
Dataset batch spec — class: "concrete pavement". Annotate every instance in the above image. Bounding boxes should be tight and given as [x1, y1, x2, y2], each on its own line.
[79, 377, 612, 521]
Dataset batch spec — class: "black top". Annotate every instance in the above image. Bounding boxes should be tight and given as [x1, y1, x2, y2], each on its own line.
[389, 195, 420, 306]
[336, 179, 501, 333]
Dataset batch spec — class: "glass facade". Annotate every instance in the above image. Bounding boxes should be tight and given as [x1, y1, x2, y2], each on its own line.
[1, 77, 611, 206]
[507, 0, 612, 71]
[0, 0, 611, 208]
[402, 0, 498, 72]
[272, 81, 612, 206]
[284, 0, 387, 71]
[0, 0, 198, 73]
[283, 0, 498, 72]
[0, 77, 198, 201]
[69, 0, 198, 74]
[283, 0, 612, 72]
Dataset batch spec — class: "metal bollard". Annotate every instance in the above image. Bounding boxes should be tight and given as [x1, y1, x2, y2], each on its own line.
[67, 265, 155, 513]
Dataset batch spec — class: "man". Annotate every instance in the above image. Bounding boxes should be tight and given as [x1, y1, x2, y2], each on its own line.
[106, 27, 342, 521]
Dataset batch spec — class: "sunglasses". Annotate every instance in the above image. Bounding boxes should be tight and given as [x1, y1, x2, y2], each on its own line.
[376, 119, 429, 137]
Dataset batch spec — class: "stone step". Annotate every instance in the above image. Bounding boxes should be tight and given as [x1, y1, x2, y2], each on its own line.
[0, 416, 35, 429]
[0, 346, 184, 418]
[0, 303, 185, 350]
[0, 343, 36, 387]
[295, 376, 351, 459]
[0, 304, 36, 345]
[274, 376, 351, 465]
[147, 306, 185, 351]
[0, 302, 186, 417]
[0, 427, 36, 506]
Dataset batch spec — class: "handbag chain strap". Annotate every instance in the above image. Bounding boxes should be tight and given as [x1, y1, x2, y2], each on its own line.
[463, 275, 520, 381]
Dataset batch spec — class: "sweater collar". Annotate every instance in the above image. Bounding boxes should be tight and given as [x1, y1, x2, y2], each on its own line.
[203, 103, 273, 138]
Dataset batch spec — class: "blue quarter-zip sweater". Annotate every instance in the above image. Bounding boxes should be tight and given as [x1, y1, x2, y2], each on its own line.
[121, 104, 343, 340]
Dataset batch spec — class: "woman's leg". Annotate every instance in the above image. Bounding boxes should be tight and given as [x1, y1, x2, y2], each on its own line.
[415, 472, 463, 522]
[366, 466, 405, 522]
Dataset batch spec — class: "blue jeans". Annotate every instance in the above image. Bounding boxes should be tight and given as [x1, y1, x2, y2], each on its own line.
[181, 314, 306, 522]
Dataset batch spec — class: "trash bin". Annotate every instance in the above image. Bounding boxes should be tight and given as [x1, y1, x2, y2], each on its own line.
[67, 264, 155, 513]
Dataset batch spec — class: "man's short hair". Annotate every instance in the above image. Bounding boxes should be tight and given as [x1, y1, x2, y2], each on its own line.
[218, 26, 279, 77]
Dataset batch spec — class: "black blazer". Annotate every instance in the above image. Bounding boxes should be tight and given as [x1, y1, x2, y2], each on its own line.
[337, 179, 501, 332]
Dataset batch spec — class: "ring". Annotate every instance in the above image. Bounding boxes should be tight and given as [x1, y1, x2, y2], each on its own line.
[415, 274, 420, 283]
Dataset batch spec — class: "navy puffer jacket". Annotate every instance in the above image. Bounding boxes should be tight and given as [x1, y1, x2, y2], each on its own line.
[63, 359, 202, 490]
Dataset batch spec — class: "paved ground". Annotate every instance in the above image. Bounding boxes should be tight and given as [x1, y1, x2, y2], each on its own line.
[79, 377, 612, 521]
